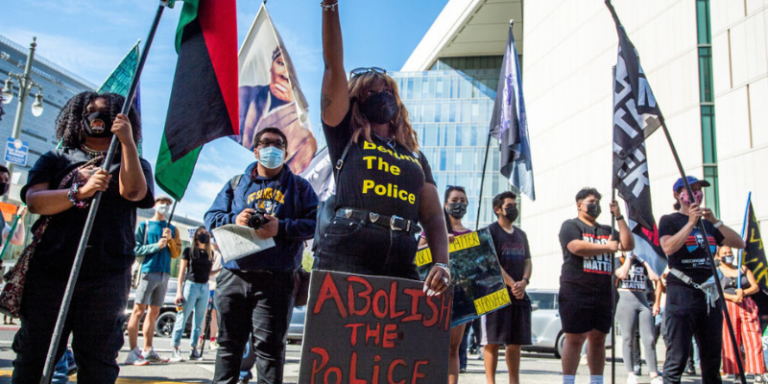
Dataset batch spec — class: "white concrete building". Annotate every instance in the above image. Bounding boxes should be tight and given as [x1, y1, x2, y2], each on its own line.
[406, 0, 766, 289]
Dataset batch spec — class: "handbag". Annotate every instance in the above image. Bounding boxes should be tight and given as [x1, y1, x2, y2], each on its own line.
[0, 156, 103, 318]
[312, 139, 354, 252]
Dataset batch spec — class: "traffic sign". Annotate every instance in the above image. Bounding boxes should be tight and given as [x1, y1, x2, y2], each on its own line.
[4, 138, 28, 166]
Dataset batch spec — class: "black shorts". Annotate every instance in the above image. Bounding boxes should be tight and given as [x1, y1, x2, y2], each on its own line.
[558, 286, 613, 334]
[483, 303, 532, 346]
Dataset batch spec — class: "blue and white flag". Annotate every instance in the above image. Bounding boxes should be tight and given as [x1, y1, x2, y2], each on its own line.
[489, 22, 535, 201]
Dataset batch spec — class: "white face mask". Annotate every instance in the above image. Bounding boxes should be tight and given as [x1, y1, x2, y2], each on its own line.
[155, 204, 169, 216]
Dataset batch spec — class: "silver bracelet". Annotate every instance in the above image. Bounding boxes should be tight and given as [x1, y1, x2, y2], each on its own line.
[320, 1, 338, 11]
[713, 220, 723, 228]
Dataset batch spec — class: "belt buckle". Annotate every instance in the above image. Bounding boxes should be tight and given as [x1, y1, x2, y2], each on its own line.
[390, 215, 407, 232]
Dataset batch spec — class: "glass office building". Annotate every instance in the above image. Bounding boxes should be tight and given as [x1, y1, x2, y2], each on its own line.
[390, 56, 511, 229]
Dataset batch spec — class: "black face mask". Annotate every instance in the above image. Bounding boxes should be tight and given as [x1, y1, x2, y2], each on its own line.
[447, 203, 468, 219]
[83, 111, 113, 138]
[360, 91, 399, 124]
[0, 181, 8, 196]
[197, 233, 210, 244]
[585, 203, 601, 219]
[504, 206, 519, 222]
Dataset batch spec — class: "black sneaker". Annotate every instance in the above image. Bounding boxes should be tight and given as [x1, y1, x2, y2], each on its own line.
[189, 347, 203, 361]
[685, 362, 696, 376]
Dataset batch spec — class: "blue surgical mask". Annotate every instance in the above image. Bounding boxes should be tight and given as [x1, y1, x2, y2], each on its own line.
[258, 146, 285, 169]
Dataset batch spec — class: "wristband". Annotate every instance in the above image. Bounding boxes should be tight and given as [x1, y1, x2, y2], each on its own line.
[714, 220, 723, 228]
[522, 277, 530, 283]
[67, 183, 88, 209]
[434, 262, 449, 270]
[615, 215, 624, 221]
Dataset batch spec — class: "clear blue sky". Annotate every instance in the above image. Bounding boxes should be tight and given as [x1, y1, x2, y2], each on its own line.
[2, 0, 446, 220]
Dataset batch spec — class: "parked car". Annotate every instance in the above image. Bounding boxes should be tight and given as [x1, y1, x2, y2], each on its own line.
[287, 306, 306, 342]
[123, 278, 194, 338]
[522, 288, 565, 358]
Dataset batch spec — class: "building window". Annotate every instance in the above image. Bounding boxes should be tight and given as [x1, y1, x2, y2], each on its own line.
[701, 105, 717, 164]
[703, 165, 719, 217]
[696, 0, 712, 45]
[698, 47, 713, 103]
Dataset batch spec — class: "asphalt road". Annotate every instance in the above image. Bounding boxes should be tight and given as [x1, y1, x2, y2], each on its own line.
[0, 326, 712, 383]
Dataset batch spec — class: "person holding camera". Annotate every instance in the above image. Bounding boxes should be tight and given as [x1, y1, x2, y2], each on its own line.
[205, 127, 318, 384]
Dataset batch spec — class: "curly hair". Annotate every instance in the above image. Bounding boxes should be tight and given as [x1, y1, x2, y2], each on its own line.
[55, 91, 141, 148]
[348, 72, 419, 153]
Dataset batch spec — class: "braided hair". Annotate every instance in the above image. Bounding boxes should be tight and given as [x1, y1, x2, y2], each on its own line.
[55, 92, 141, 148]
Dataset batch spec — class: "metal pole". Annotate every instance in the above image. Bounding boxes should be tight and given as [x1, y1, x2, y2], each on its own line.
[475, 133, 492, 230]
[609, 65, 616, 384]
[3, 38, 37, 203]
[167, 200, 178, 224]
[736, 192, 751, 289]
[40, 3, 167, 382]
[658, 118, 747, 384]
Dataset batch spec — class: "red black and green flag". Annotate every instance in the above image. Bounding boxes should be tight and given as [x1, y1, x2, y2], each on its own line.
[155, 0, 238, 200]
[740, 198, 768, 295]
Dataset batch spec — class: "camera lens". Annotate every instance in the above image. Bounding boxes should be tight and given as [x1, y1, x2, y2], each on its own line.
[247, 212, 266, 230]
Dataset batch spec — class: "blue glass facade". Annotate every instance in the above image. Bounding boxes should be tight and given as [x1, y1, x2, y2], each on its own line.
[390, 67, 509, 228]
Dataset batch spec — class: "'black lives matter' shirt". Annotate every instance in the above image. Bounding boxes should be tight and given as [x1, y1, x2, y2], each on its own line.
[322, 106, 435, 222]
[487, 223, 531, 305]
[614, 256, 647, 291]
[559, 218, 618, 296]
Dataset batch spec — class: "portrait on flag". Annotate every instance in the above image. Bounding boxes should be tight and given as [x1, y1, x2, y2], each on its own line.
[238, 4, 317, 174]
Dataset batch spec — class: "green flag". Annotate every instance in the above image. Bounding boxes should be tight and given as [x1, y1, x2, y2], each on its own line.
[98, 42, 143, 156]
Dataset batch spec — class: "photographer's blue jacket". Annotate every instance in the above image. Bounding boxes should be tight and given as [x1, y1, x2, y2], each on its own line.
[204, 162, 318, 272]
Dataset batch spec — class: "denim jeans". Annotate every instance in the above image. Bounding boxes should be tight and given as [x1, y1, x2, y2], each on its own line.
[52, 349, 75, 384]
[171, 281, 209, 348]
[212, 269, 295, 384]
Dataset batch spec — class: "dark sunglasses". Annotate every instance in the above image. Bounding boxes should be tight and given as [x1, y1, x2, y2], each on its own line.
[349, 67, 387, 77]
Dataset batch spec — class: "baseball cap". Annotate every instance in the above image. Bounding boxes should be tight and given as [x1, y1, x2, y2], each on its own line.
[673, 175, 711, 192]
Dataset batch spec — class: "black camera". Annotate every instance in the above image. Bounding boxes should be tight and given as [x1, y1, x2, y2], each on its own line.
[247, 208, 268, 230]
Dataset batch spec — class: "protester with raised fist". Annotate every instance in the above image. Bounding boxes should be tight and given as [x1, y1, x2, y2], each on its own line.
[317, 0, 450, 295]
[558, 188, 634, 384]
[483, 191, 532, 384]
[12, 92, 153, 383]
[716, 245, 766, 381]
[660, 176, 745, 384]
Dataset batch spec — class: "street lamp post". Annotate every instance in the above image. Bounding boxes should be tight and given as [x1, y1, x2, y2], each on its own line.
[1, 37, 44, 202]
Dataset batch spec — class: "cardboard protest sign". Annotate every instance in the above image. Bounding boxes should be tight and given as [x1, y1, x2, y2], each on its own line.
[299, 270, 452, 384]
[416, 228, 510, 327]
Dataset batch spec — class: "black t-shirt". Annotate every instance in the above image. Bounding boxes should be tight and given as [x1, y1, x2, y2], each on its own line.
[21, 148, 155, 279]
[182, 247, 213, 284]
[615, 256, 648, 292]
[487, 222, 531, 305]
[658, 212, 724, 287]
[559, 218, 618, 296]
[322, 107, 435, 222]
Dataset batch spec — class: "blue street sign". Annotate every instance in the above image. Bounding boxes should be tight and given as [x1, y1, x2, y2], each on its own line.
[5, 137, 28, 166]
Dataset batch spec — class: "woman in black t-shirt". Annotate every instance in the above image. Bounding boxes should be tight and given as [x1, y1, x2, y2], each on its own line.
[170, 226, 214, 362]
[14, 92, 154, 383]
[658, 176, 745, 383]
[317, 1, 450, 295]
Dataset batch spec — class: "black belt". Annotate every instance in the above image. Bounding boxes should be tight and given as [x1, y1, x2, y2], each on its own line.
[335, 207, 415, 233]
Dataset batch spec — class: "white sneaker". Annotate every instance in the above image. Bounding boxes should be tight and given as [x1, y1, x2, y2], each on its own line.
[626, 373, 638, 384]
[580, 354, 588, 366]
[169, 348, 184, 363]
[124, 347, 150, 366]
[650, 376, 663, 384]
[144, 347, 170, 363]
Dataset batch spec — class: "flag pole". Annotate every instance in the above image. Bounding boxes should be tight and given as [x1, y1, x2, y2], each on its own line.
[167, 200, 179, 223]
[737, 192, 751, 289]
[657, 117, 747, 384]
[475, 133, 492, 231]
[40, 2, 168, 382]
[609, 65, 616, 384]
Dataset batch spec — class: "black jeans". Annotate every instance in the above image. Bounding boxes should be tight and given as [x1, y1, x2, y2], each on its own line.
[314, 217, 419, 280]
[662, 307, 723, 384]
[12, 268, 129, 384]
[212, 269, 295, 384]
